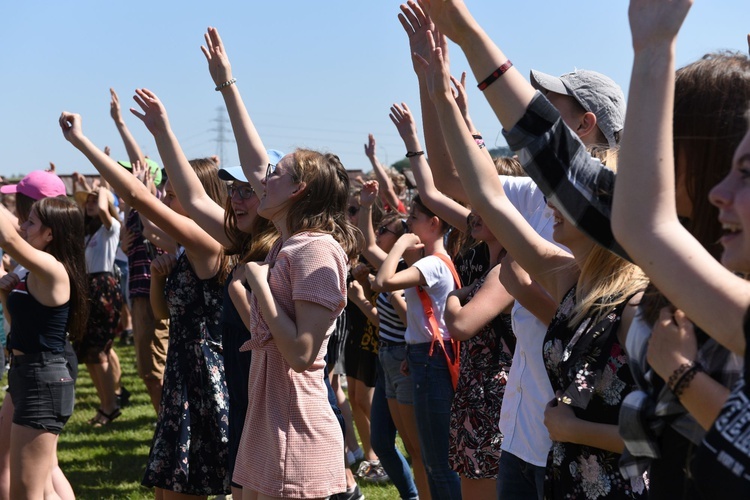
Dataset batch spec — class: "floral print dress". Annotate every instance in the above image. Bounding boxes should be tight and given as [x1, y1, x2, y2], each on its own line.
[543, 287, 646, 500]
[448, 271, 514, 479]
[142, 252, 230, 495]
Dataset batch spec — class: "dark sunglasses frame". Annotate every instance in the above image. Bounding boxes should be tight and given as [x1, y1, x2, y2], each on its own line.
[227, 183, 255, 199]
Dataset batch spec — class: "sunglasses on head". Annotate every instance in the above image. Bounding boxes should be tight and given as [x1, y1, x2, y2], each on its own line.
[227, 184, 255, 199]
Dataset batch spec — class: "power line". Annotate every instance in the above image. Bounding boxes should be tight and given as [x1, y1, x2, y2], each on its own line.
[210, 107, 234, 165]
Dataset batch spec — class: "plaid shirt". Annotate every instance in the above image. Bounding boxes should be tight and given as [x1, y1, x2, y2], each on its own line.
[619, 312, 743, 478]
[503, 91, 630, 261]
[504, 92, 744, 478]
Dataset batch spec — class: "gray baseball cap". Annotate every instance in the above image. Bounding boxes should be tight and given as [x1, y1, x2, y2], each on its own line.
[530, 69, 625, 148]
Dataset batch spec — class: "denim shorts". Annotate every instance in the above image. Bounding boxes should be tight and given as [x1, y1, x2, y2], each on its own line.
[8, 352, 75, 434]
[379, 343, 413, 405]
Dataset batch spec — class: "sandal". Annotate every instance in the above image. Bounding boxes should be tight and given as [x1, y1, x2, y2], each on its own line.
[89, 407, 122, 427]
[117, 387, 131, 408]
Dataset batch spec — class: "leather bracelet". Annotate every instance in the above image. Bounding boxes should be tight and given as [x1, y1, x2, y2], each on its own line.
[477, 60, 513, 91]
[405, 151, 425, 158]
[215, 78, 237, 91]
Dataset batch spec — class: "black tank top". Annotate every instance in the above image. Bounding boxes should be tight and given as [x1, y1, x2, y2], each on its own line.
[6, 275, 69, 354]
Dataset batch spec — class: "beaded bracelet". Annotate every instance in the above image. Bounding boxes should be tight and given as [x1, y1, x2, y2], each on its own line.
[477, 60, 513, 91]
[672, 364, 702, 397]
[405, 151, 425, 158]
[215, 78, 237, 91]
[472, 133, 486, 149]
[667, 361, 693, 390]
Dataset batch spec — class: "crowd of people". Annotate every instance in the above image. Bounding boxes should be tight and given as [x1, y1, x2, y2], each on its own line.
[0, 0, 749, 499]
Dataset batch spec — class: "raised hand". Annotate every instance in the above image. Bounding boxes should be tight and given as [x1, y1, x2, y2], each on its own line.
[398, 1, 435, 74]
[388, 103, 420, 149]
[450, 72, 473, 126]
[201, 26, 233, 87]
[359, 180, 379, 208]
[412, 31, 453, 102]
[628, 0, 693, 52]
[418, 0, 475, 46]
[104, 146, 111, 157]
[132, 160, 148, 184]
[59, 112, 86, 146]
[110, 88, 124, 123]
[47, 162, 56, 173]
[150, 253, 177, 279]
[130, 88, 171, 136]
[364, 134, 377, 159]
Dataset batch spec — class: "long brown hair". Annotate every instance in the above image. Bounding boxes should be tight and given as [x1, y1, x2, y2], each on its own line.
[224, 199, 279, 263]
[285, 149, 362, 261]
[674, 51, 750, 260]
[643, 51, 750, 323]
[34, 197, 89, 343]
[188, 158, 233, 282]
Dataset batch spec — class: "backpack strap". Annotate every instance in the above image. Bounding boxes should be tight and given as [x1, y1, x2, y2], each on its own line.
[415, 253, 461, 356]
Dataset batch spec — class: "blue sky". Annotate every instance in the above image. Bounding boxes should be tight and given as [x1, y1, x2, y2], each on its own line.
[2, 1, 748, 178]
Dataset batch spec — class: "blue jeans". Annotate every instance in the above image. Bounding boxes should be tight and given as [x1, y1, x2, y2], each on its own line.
[371, 358, 419, 500]
[496, 451, 545, 500]
[408, 342, 461, 500]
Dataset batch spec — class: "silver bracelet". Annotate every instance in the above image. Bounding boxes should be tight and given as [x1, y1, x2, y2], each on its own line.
[215, 78, 237, 91]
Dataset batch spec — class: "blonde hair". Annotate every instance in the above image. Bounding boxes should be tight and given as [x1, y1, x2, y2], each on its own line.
[568, 146, 645, 325]
[569, 245, 648, 327]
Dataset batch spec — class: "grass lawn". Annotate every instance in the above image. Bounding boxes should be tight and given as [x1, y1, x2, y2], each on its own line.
[56, 343, 404, 499]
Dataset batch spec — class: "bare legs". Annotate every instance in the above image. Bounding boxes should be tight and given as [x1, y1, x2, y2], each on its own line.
[347, 376, 377, 462]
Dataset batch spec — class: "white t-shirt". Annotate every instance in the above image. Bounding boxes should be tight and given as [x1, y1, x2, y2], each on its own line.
[497, 175, 562, 466]
[403, 254, 456, 344]
[85, 219, 121, 274]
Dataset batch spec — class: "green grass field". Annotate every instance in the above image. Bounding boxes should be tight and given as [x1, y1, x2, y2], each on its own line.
[55, 344, 403, 499]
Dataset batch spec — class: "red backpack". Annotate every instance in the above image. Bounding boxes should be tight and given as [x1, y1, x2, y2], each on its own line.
[415, 253, 462, 390]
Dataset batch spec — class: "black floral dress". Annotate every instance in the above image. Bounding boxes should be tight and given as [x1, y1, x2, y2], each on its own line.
[543, 287, 646, 500]
[448, 271, 514, 479]
[142, 252, 230, 495]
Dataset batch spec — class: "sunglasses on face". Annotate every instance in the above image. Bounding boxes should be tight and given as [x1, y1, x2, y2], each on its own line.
[467, 212, 480, 227]
[347, 206, 359, 217]
[227, 184, 255, 199]
[377, 219, 408, 236]
[265, 162, 277, 183]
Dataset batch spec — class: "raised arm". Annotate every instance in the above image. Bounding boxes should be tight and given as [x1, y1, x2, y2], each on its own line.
[611, 0, 748, 355]
[374, 233, 426, 292]
[357, 180, 388, 268]
[60, 112, 223, 279]
[110, 88, 146, 166]
[95, 186, 114, 230]
[399, 1, 465, 201]
[418, 33, 575, 300]
[364, 134, 401, 210]
[201, 27, 268, 193]
[389, 102, 469, 231]
[420, 0, 537, 133]
[129, 88, 230, 247]
[0, 209, 69, 307]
